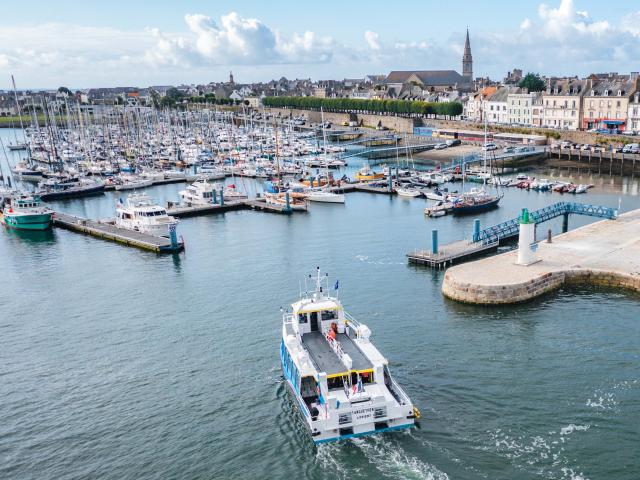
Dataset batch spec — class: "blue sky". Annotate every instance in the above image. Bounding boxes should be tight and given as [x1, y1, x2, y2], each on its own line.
[1, 0, 639, 89]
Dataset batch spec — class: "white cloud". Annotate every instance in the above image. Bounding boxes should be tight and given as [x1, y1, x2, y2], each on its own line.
[144, 12, 335, 67]
[364, 30, 380, 51]
[1, 2, 640, 88]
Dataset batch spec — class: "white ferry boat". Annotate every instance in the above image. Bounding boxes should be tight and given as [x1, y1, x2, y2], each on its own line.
[281, 269, 420, 443]
[115, 193, 178, 237]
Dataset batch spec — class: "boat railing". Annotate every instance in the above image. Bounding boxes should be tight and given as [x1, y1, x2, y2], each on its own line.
[282, 313, 294, 325]
[343, 312, 362, 335]
[389, 376, 411, 406]
[322, 325, 349, 367]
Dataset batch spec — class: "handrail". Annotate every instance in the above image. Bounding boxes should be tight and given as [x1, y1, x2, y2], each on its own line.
[389, 377, 411, 406]
[343, 312, 362, 331]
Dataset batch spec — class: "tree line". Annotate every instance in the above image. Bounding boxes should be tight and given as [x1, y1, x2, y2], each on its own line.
[262, 96, 463, 116]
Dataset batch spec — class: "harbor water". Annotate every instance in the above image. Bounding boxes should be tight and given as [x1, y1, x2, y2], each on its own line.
[1, 128, 639, 480]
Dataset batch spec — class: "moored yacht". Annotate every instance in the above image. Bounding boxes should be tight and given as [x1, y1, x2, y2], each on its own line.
[115, 193, 178, 237]
[281, 268, 420, 443]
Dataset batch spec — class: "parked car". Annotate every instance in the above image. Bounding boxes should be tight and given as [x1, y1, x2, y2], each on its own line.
[622, 143, 640, 154]
[503, 146, 516, 154]
[446, 139, 461, 147]
[581, 144, 592, 151]
[483, 142, 498, 151]
[434, 143, 448, 150]
[560, 141, 572, 149]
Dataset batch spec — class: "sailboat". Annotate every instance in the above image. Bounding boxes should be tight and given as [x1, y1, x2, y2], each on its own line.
[306, 108, 345, 204]
[452, 99, 502, 216]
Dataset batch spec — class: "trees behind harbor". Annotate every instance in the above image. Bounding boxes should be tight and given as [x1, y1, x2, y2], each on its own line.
[262, 96, 463, 117]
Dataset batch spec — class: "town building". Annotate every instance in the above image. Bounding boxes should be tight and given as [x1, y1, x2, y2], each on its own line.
[485, 87, 513, 124]
[542, 78, 586, 130]
[628, 90, 640, 132]
[507, 89, 541, 126]
[582, 74, 638, 131]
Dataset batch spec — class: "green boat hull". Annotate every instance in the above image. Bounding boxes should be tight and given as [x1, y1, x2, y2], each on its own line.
[3, 213, 53, 231]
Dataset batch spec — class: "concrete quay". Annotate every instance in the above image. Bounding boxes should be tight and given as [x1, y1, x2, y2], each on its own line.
[442, 209, 640, 304]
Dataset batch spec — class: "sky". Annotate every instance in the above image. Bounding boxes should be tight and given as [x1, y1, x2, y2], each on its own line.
[0, 0, 639, 90]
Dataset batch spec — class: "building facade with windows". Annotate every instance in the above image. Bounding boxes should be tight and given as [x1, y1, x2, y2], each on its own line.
[628, 91, 640, 132]
[542, 78, 585, 130]
[582, 76, 638, 131]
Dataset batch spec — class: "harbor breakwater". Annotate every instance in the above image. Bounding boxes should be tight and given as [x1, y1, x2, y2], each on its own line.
[442, 208, 640, 304]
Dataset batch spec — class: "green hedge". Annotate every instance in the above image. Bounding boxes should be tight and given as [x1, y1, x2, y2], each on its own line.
[262, 96, 463, 116]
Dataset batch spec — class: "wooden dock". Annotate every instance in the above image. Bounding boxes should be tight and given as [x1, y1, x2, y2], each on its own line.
[353, 184, 395, 195]
[245, 198, 304, 214]
[53, 212, 184, 253]
[407, 240, 499, 268]
[166, 201, 247, 218]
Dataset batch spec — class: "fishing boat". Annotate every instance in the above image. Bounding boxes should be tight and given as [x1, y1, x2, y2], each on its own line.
[1, 194, 53, 230]
[115, 193, 178, 237]
[355, 164, 385, 182]
[451, 188, 501, 215]
[281, 268, 420, 443]
[264, 192, 307, 211]
[37, 177, 105, 201]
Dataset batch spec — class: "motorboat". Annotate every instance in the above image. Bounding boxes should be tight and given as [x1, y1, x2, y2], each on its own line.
[1, 194, 53, 230]
[115, 193, 178, 237]
[281, 268, 420, 443]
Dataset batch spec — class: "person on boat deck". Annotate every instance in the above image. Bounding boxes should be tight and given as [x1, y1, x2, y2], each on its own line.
[327, 322, 338, 341]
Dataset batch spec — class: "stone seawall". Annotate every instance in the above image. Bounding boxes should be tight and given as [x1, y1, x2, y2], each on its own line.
[440, 209, 640, 305]
[265, 108, 417, 133]
[442, 269, 640, 304]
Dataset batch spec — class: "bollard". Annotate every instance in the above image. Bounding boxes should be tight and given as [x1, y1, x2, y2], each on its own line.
[285, 192, 291, 211]
[432, 229, 438, 255]
[388, 173, 393, 192]
[473, 218, 480, 243]
[547, 228, 552, 243]
[219, 189, 225, 206]
[212, 189, 217, 204]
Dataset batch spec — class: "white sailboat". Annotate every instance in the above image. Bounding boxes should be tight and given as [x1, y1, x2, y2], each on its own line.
[306, 108, 345, 204]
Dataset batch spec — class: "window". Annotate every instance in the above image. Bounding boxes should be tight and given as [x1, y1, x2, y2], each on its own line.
[617, 101, 621, 108]
[298, 313, 307, 324]
[321, 310, 337, 321]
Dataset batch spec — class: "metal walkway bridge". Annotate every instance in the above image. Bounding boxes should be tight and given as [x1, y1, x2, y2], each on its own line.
[442, 147, 547, 172]
[474, 201, 618, 244]
[407, 202, 618, 268]
[338, 143, 436, 161]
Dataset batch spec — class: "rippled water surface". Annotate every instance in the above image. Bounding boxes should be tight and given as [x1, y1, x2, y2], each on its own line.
[1, 129, 639, 480]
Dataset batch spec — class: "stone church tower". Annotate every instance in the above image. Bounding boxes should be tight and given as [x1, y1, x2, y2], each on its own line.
[462, 28, 473, 82]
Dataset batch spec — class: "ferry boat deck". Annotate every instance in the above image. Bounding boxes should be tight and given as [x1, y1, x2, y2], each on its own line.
[301, 331, 373, 376]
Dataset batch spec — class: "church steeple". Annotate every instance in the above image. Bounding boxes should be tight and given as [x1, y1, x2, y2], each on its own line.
[462, 28, 473, 82]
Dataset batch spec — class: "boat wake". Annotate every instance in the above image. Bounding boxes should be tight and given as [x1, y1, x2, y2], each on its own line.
[487, 424, 591, 480]
[355, 254, 404, 266]
[350, 435, 449, 480]
[585, 378, 638, 412]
